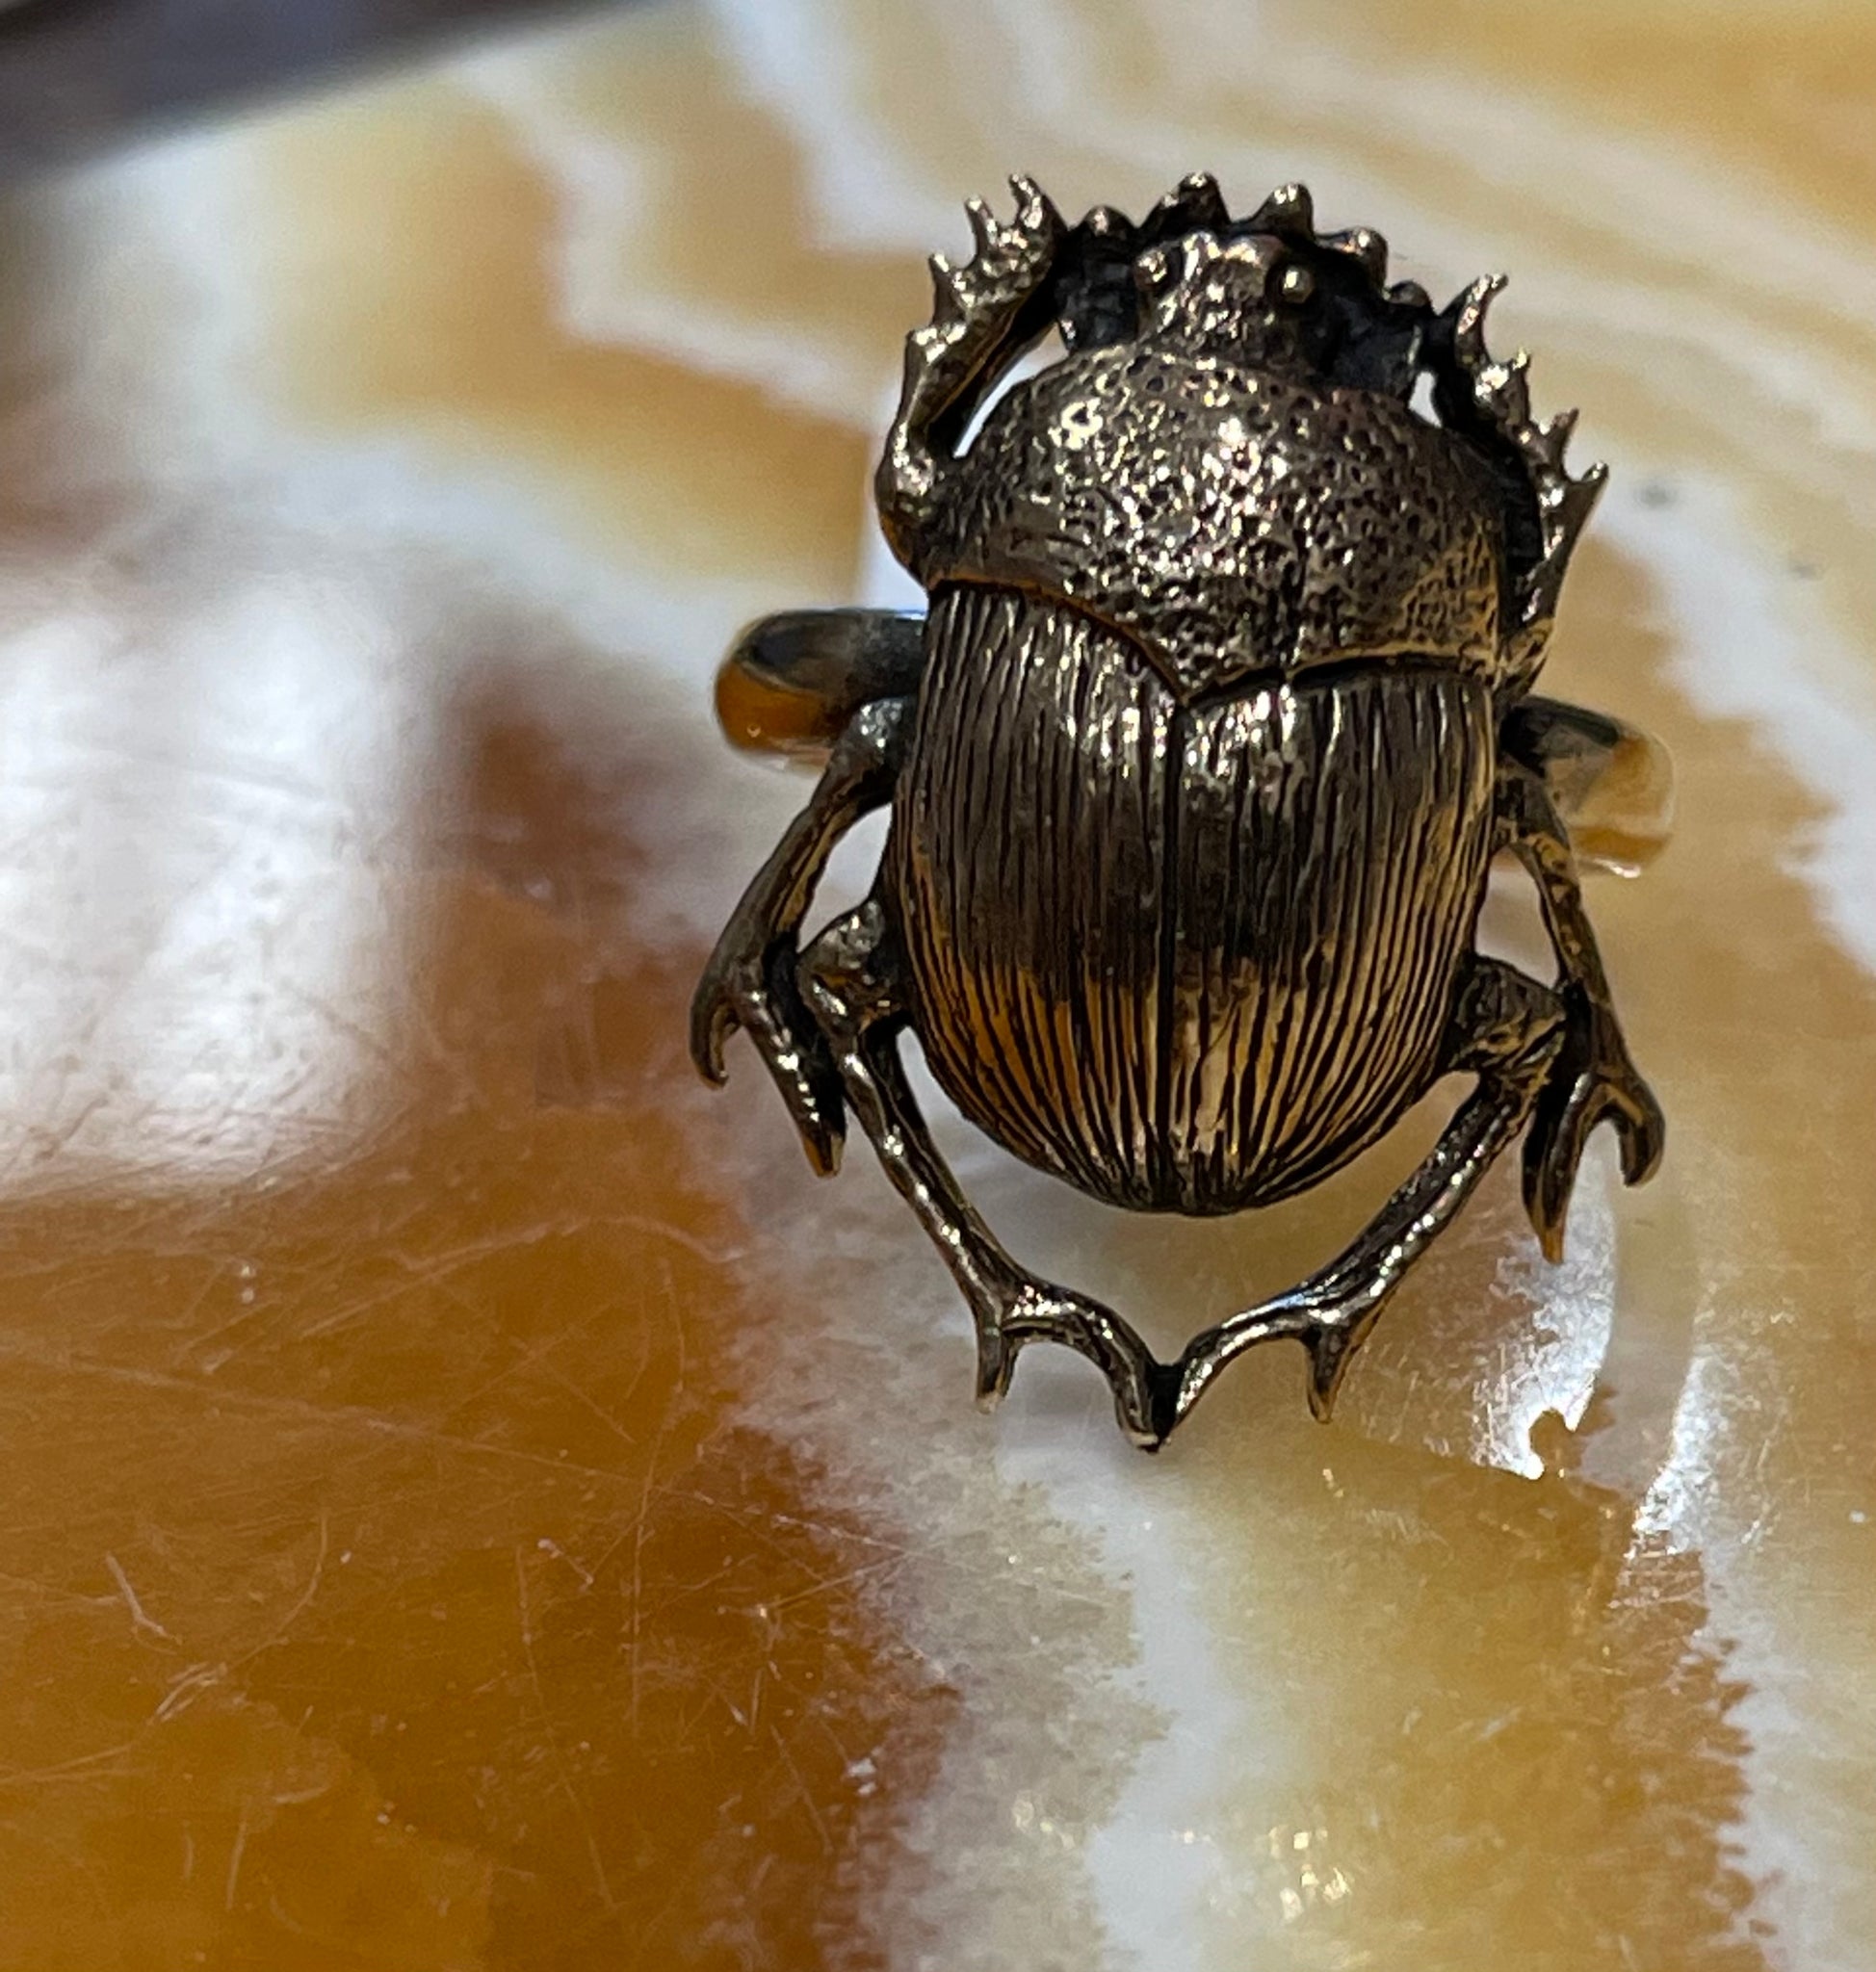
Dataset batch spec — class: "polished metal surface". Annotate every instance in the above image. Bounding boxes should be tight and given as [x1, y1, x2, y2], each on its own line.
[693, 174, 1665, 1449]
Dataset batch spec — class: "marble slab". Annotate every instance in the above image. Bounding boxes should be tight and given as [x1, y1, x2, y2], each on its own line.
[0, 4, 1869, 1966]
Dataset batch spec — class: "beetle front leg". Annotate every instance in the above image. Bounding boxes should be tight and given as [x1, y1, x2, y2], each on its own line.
[1497, 758, 1666, 1258]
[690, 697, 913, 1176]
[875, 176, 1065, 569]
[797, 896, 1163, 1447]
[1159, 957, 1565, 1442]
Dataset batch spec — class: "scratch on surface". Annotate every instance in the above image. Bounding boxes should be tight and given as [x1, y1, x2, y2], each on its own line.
[664, 1483, 1115, 1612]
[104, 1553, 176, 1645]
[238, 1515, 329, 1665]
[535, 1537, 594, 1590]
[295, 1265, 474, 1343]
[294, 1221, 622, 1343]
[0, 1337, 644, 1490]
[516, 1544, 619, 1918]
[277, 978, 402, 1071]
[614, 1300, 688, 1735]
[0, 1738, 142, 1791]
[165, 1260, 244, 1368]
[152, 1660, 227, 1726]
[597, 1208, 743, 1268]
[0, 1568, 117, 1618]
[767, 1720, 832, 1856]
[383, 954, 494, 1110]
[147, 1516, 332, 1725]
[537, 1350, 641, 1453]
[224, 1806, 249, 1912]
[758, 1550, 908, 1618]
[20, 1087, 113, 1170]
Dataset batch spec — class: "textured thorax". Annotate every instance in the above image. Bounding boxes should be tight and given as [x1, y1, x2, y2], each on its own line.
[911, 343, 1507, 700]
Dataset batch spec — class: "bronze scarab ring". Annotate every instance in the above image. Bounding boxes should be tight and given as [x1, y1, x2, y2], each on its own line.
[692, 173, 1668, 1451]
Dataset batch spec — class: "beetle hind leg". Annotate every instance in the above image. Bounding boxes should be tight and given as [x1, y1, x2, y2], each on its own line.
[1496, 757, 1666, 1260]
[797, 895, 1164, 1447]
[1159, 956, 1566, 1442]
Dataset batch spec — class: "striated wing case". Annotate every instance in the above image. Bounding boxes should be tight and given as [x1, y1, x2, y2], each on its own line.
[890, 584, 1498, 1212]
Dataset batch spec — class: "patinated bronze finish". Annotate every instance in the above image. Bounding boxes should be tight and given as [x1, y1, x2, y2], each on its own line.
[692, 174, 1666, 1449]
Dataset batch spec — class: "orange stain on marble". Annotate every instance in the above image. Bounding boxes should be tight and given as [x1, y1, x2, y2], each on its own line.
[1176, 1401, 1763, 1968]
[0, 668, 952, 1966]
[251, 88, 875, 596]
[1332, 0, 1876, 227]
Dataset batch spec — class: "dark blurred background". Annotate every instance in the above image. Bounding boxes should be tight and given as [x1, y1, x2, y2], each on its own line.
[0, 0, 626, 178]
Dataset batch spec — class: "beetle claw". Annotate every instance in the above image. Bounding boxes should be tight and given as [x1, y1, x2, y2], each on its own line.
[690, 947, 847, 1175]
[987, 1279, 1162, 1445]
[1305, 1320, 1364, 1423]
[973, 1336, 1014, 1412]
[1523, 994, 1665, 1261]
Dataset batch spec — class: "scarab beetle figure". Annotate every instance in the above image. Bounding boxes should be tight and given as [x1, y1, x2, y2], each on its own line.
[692, 174, 1667, 1449]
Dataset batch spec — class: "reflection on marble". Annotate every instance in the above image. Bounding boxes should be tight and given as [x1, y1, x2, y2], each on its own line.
[0, 3, 1871, 1968]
